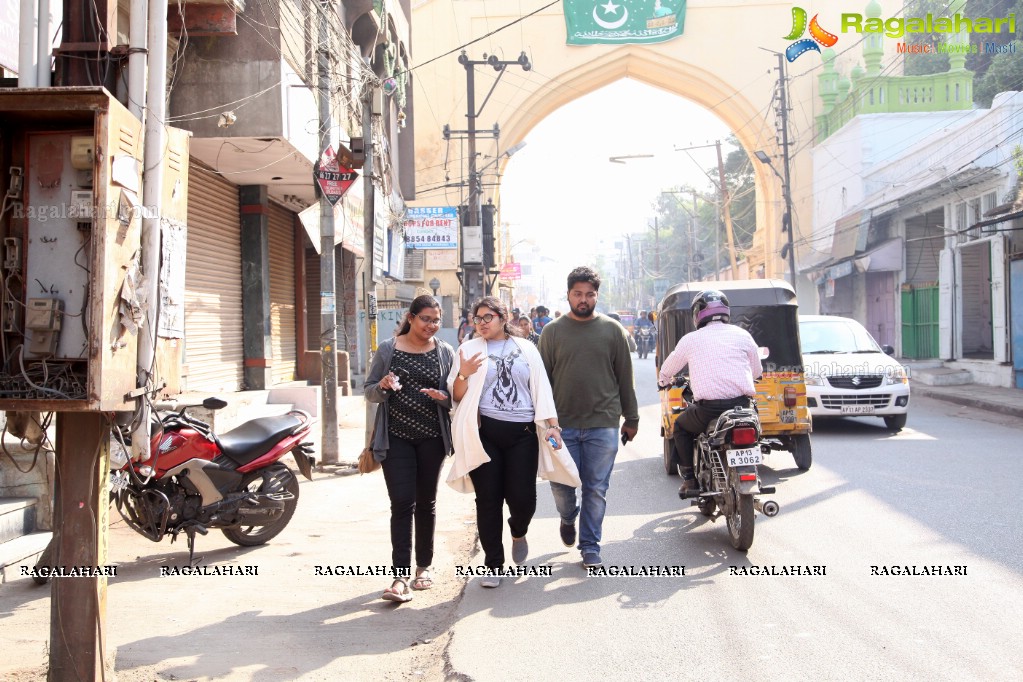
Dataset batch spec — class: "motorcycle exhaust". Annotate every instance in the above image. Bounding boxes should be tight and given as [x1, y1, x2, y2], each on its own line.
[236, 505, 284, 518]
[754, 498, 779, 517]
[235, 495, 287, 518]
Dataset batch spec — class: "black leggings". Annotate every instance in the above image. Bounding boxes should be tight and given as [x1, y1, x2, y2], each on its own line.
[468, 416, 539, 569]
[381, 434, 446, 573]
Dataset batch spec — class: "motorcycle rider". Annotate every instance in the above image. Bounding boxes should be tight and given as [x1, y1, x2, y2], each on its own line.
[657, 291, 762, 495]
[634, 310, 655, 354]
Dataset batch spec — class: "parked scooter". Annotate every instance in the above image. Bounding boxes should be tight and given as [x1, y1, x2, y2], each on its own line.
[664, 378, 778, 551]
[110, 397, 316, 561]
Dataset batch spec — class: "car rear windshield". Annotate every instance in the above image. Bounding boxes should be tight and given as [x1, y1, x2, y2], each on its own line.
[801, 320, 882, 354]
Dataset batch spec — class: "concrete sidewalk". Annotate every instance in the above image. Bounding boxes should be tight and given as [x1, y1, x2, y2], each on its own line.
[0, 391, 485, 681]
[909, 380, 1023, 420]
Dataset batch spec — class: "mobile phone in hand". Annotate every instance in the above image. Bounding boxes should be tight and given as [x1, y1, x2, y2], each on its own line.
[620, 432, 629, 446]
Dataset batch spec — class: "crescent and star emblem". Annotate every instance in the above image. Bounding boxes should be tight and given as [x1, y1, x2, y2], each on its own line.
[592, 1, 629, 30]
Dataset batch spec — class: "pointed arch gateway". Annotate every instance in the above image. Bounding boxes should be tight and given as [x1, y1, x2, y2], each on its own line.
[410, 3, 808, 282]
[496, 48, 783, 276]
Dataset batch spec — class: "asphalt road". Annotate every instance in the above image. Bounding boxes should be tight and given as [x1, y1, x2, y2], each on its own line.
[446, 353, 1023, 681]
[2, 354, 1020, 681]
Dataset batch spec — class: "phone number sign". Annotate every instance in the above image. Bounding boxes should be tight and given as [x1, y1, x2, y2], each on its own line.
[314, 146, 358, 206]
[404, 206, 458, 249]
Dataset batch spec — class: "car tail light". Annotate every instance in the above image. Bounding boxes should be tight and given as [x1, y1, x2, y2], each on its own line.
[732, 427, 758, 445]
[784, 386, 797, 407]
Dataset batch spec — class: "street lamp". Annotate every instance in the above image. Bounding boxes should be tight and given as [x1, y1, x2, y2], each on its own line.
[429, 277, 441, 296]
[755, 150, 796, 288]
[609, 153, 654, 164]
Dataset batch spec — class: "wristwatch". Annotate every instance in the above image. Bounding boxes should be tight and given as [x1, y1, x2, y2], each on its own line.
[548, 424, 562, 432]
[457, 373, 468, 382]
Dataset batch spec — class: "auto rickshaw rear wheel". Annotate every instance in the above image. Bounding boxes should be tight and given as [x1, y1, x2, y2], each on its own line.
[663, 438, 679, 476]
[791, 434, 812, 471]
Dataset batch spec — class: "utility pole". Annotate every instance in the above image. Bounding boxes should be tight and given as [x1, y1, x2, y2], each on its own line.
[316, 1, 339, 464]
[456, 51, 531, 308]
[695, 188, 703, 278]
[715, 140, 740, 279]
[49, 1, 124, 677]
[714, 197, 722, 277]
[362, 79, 378, 454]
[653, 216, 659, 274]
[776, 52, 798, 288]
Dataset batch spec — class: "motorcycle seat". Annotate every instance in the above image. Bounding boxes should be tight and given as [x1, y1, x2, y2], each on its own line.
[218, 414, 305, 466]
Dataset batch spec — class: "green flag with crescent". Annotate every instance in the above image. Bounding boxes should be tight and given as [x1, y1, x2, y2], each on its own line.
[563, 0, 686, 45]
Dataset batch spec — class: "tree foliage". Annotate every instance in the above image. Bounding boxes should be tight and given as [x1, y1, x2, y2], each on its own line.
[902, 0, 1022, 106]
[635, 136, 757, 300]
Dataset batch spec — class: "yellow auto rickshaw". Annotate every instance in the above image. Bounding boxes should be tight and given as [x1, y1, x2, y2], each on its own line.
[656, 279, 813, 473]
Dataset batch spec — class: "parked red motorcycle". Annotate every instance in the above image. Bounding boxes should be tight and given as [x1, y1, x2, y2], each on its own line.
[32, 398, 315, 584]
[110, 397, 316, 562]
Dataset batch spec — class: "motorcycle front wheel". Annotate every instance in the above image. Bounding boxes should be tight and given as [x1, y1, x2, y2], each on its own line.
[726, 489, 755, 551]
[222, 464, 300, 547]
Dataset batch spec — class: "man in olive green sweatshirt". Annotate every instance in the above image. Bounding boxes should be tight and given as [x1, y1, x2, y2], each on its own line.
[538, 266, 639, 569]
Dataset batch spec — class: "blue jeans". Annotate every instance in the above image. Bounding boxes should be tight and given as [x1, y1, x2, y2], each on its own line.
[549, 427, 619, 555]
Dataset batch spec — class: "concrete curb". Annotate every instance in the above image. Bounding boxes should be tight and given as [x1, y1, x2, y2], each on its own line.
[911, 384, 1023, 420]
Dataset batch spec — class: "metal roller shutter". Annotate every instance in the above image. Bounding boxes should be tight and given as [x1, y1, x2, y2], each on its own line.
[184, 166, 244, 393]
[268, 203, 297, 383]
[305, 247, 320, 351]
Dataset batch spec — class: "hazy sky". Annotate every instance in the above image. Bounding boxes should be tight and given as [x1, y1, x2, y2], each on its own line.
[499, 78, 733, 278]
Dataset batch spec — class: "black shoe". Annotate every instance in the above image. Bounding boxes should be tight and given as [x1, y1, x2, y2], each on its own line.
[559, 521, 577, 548]
[678, 470, 699, 497]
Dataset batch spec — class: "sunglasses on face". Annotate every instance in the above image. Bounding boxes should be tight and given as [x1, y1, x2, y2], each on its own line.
[472, 313, 499, 324]
[416, 314, 442, 326]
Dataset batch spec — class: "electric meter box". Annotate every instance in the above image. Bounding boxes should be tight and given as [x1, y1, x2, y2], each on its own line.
[0, 88, 144, 411]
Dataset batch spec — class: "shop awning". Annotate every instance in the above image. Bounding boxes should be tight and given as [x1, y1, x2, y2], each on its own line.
[830, 210, 870, 261]
[811, 238, 904, 283]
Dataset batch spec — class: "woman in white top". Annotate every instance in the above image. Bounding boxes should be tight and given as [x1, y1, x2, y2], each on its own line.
[447, 297, 579, 588]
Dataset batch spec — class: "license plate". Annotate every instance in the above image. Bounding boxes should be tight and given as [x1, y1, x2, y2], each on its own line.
[727, 447, 762, 466]
[841, 405, 876, 414]
[779, 408, 796, 423]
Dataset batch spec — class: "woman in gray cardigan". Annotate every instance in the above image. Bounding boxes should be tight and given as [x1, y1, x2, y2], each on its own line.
[364, 295, 454, 603]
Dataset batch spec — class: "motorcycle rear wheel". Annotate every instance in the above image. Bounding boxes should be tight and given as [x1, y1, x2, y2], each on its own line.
[726, 491, 755, 551]
[222, 464, 300, 547]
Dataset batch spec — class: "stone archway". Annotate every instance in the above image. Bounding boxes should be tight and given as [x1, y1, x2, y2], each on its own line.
[410, 1, 815, 280]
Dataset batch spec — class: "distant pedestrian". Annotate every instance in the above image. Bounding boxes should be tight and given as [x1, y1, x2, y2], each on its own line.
[538, 267, 639, 569]
[447, 296, 578, 588]
[516, 316, 541, 345]
[458, 309, 474, 344]
[364, 295, 455, 603]
[533, 306, 552, 335]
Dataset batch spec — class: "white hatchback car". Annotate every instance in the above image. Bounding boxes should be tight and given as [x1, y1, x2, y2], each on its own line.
[799, 315, 910, 432]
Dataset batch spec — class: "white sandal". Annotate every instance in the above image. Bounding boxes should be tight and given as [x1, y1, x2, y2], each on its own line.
[381, 577, 412, 603]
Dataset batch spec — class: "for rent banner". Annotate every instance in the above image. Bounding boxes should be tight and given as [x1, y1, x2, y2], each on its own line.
[404, 207, 459, 249]
[563, 0, 686, 46]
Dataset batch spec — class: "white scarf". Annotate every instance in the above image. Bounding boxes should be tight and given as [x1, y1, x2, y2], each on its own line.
[446, 335, 581, 493]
